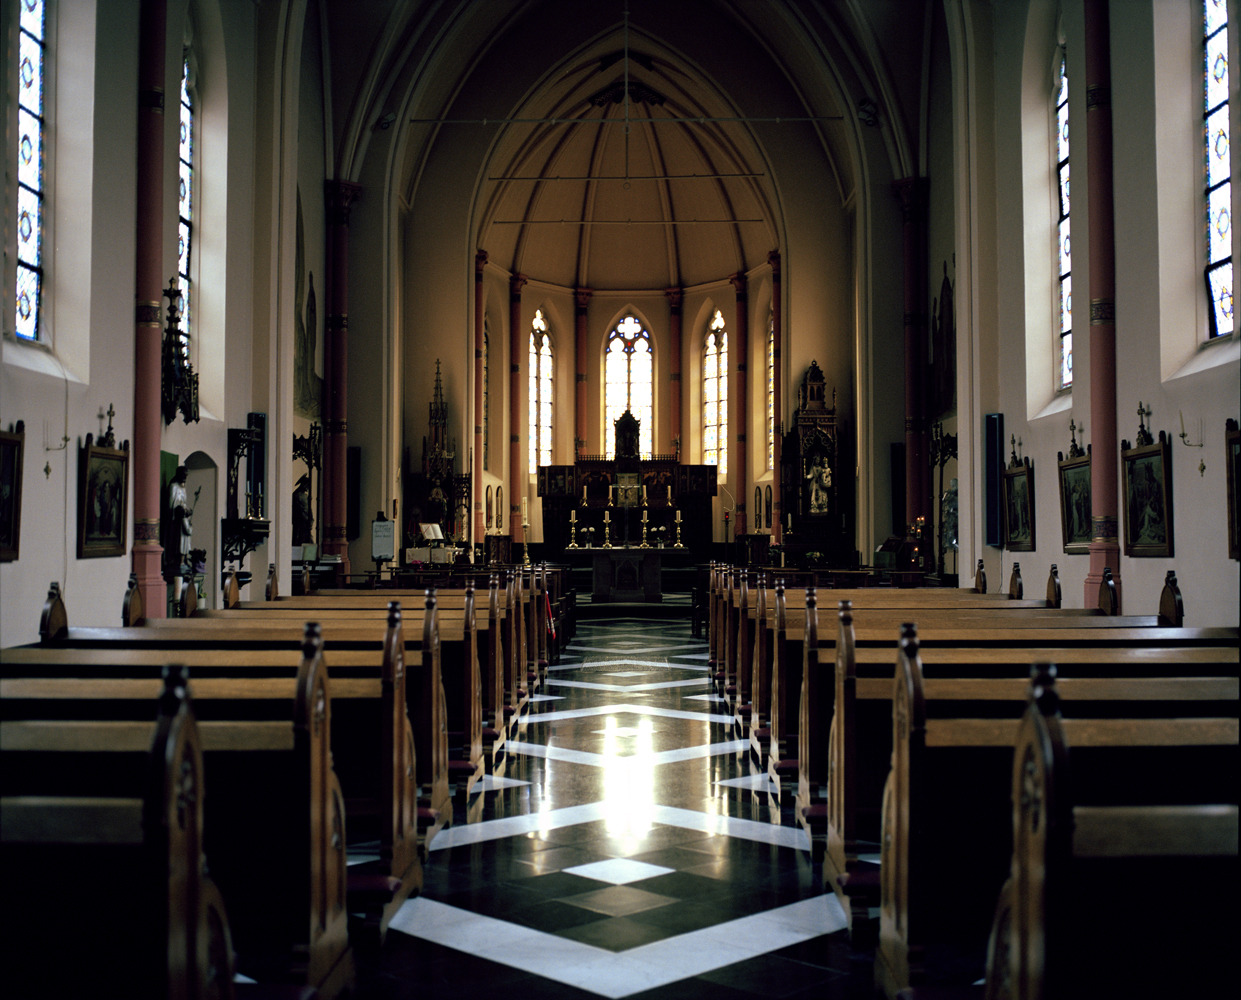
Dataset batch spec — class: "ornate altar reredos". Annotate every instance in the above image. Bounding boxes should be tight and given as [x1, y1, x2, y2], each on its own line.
[782, 361, 852, 563]
[536, 408, 718, 555]
[404, 360, 470, 547]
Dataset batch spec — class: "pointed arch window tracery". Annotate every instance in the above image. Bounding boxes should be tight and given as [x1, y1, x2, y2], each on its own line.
[605, 315, 653, 459]
[529, 310, 553, 473]
[702, 310, 728, 475]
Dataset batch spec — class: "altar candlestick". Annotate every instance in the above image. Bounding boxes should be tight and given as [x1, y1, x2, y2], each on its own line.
[522, 497, 529, 526]
[570, 509, 577, 523]
[675, 509, 682, 522]
[604, 510, 610, 523]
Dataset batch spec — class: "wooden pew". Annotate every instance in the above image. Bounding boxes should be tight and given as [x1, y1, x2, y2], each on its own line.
[195, 584, 489, 797]
[983, 668, 1237, 999]
[1, 665, 238, 999]
[873, 631, 1238, 998]
[28, 588, 454, 857]
[3, 627, 357, 997]
[824, 600, 1239, 942]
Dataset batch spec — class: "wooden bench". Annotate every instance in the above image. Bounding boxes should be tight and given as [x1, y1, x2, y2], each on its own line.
[1, 665, 239, 999]
[873, 632, 1238, 998]
[194, 585, 489, 798]
[824, 600, 1238, 941]
[30, 584, 454, 858]
[981, 668, 1238, 999]
[3, 626, 356, 997]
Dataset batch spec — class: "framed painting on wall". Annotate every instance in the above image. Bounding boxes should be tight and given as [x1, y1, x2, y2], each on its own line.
[1002, 456, 1035, 552]
[0, 421, 25, 562]
[78, 433, 130, 558]
[1121, 431, 1173, 558]
[1056, 445, 1091, 554]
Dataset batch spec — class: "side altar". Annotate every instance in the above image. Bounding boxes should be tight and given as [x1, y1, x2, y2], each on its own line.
[536, 410, 718, 560]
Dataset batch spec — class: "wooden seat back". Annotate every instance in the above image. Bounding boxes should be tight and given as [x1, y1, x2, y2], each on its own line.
[1, 665, 236, 1000]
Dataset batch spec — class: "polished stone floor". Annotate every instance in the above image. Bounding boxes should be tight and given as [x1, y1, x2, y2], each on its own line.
[354, 615, 876, 999]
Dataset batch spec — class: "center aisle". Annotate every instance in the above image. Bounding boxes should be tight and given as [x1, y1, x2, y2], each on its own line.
[357, 614, 863, 998]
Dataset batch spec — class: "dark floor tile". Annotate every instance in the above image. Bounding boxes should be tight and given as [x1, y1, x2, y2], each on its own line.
[698, 952, 844, 998]
[553, 914, 673, 952]
[560, 884, 678, 917]
[516, 870, 610, 899]
[622, 868, 733, 901]
[622, 977, 757, 1000]
[505, 897, 615, 933]
[624, 898, 737, 935]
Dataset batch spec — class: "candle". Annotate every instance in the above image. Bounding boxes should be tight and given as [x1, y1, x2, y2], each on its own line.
[583, 485, 587, 500]
[522, 497, 529, 526]
[604, 511, 610, 523]
[643, 485, 648, 502]
[570, 510, 577, 523]
[676, 510, 682, 522]
[1180, 411, 1186, 435]
[642, 510, 648, 522]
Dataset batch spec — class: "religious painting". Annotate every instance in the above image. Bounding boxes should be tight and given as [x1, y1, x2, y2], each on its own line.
[78, 433, 130, 558]
[1002, 457, 1035, 551]
[550, 469, 567, 497]
[754, 487, 762, 527]
[495, 486, 503, 532]
[537, 468, 548, 496]
[1121, 432, 1173, 558]
[765, 485, 772, 529]
[486, 485, 493, 530]
[1057, 447, 1091, 554]
[0, 421, 25, 562]
[1227, 419, 1239, 561]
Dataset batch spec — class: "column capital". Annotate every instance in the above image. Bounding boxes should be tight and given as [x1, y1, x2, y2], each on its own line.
[665, 286, 683, 310]
[476, 249, 489, 273]
[511, 273, 528, 299]
[729, 272, 747, 298]
[325, 180, 363, 226]
[767, 250, 781, 278]
[575, 287, 593, 311]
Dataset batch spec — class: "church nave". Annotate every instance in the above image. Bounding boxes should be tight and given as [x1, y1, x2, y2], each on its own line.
[354, 615, 862, 999]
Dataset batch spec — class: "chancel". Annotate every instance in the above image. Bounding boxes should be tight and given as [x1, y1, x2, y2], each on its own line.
[0, 1, 1237, 998]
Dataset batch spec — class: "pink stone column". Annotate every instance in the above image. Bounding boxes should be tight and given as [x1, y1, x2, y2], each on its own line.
[730, 273, 748, 536]
[666, 287, 683, 457]
[131, 0, 168, 616]
[322, 180, 362, 582]
[473, 250, 488, 551]
[509, 274, 527, 547]
[893, 178, 930, 533]
[1083, 0, 1122, 609]
[574, 288, 592, 458]
[769, 251, 783, 544]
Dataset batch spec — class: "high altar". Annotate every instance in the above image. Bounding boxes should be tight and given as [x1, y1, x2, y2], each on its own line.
[536, 410, 717, 559]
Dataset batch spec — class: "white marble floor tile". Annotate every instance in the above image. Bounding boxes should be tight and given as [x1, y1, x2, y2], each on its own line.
[715, 773, 781, 792]
[523, 702, 734, 725]
[648, 805, 812, 850]
[476, 773, 531, 791]
[561, 858, 675, 884]
[389, 894, 846, 998]
[427, 802, 610, 850]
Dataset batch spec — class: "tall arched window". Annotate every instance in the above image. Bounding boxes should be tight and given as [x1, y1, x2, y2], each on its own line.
[13, 0, 48, 341]
[702, 310, 728, 475]
[766, 310, 775, 472]
[1204, 0, 1232, 339]
[176, 53, 196, 364]
[1055, 53, 1072, 390]
[605, 315, 653, 458]
[482, 317, 490, 471]
[528, 309, 553, 473]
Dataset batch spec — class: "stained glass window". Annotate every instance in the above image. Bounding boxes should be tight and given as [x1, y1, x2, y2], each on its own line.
[1056, 54, 1072, 389]
[702, 310, 728, 475]
[14, 0, 47, 341]
[766, 311, 775, 472]
[1205, 0, 1232, 338]
[605, 315, 654, 459]
[177, 56, 195, 363]
[482, 319, 490, 471]
[528, 310, 553, 473]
